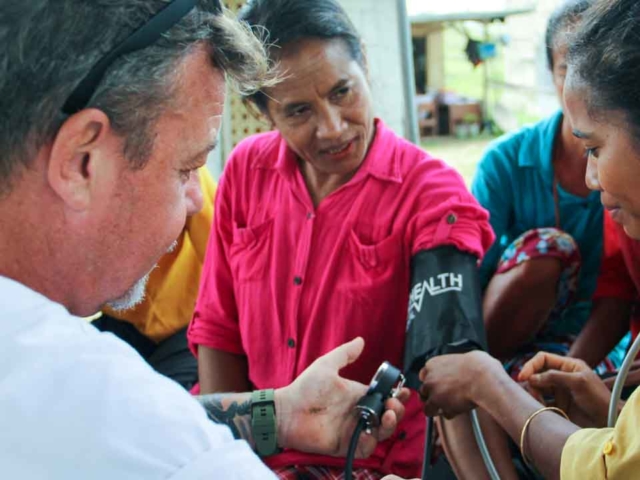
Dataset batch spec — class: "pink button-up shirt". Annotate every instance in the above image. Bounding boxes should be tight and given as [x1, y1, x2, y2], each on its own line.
[188, 119, 494, 477]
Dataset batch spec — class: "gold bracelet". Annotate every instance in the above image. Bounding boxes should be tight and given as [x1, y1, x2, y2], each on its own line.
[519, 406, 569, 467]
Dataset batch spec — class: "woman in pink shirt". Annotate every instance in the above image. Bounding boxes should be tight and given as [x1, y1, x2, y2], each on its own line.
[188, 0, 494, 477]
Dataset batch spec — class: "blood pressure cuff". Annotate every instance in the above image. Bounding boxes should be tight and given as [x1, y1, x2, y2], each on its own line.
[403, 246, 487, 389]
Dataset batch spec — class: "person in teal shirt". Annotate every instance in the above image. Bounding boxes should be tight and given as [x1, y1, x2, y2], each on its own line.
[472, 110, 620, 362]
[436, 2, 631, 479]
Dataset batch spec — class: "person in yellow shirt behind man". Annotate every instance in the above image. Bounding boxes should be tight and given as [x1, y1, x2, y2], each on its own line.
[94, 167, 216, 390]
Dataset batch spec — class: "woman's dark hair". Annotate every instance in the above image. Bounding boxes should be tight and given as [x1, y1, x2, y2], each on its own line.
[568, 0, 640, 137]
[545, 0, 592, 71]
[238, 0, 365, 113]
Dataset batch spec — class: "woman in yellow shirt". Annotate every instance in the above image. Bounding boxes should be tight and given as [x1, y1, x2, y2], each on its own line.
[399, 0, 640, 478]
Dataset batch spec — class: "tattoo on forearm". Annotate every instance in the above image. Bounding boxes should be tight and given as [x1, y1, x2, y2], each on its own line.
[196, 395, 254, 448]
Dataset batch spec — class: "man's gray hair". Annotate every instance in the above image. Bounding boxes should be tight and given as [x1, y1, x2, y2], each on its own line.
[0, 0, 271, 196]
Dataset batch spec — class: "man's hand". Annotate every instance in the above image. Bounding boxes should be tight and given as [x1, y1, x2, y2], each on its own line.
[518, 352, 611, 428]
[418, 350, 505, 418]
[275, 337, 409, 458]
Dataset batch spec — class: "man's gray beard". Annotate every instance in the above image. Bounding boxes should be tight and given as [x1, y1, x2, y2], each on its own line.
[105, 272, 150, 312]
[104, 240, 178, 312]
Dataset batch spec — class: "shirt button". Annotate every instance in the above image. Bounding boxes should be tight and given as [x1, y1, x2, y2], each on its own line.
[293, 276, 303, 286]
[287, 338, 296, 348]
[306, 212, 313, 220]
[603, 440, 614, 455]
[447, 213, 457, 225]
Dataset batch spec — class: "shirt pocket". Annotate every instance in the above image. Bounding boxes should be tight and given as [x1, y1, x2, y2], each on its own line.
[341, 229, 408, 310]
[349, 229, 403, 278]
[334, 228, 407, 344]
[229, 218, 273, 282]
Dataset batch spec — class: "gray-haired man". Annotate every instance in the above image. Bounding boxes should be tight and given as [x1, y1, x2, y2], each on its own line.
[0, 1, 406, 478]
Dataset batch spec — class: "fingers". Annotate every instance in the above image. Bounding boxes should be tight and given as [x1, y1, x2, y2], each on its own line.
[526, 370, 587, 414]
[316, 337, 365, 371]
[419, 357, 438, 382]
[419, 365, 428, 383]
[519, 352, 590, 383]
[554, 387, 573, 416]
[385, 396, 406, 422]
[354, 407, 404, 459]
[378, 408, 400, 442]
[518, 352, 564, 381]
[522, 381, 546, 403]
[394, 387, 411, 403]
[363, 395, 408, 446]
[528, 370, 578, 391]
[422, 398, 442, 418]
[418, 381, 429, 403]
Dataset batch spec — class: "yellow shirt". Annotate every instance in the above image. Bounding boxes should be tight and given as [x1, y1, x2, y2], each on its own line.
[561, 387, 640, 479]
[101, 168, 216, 343]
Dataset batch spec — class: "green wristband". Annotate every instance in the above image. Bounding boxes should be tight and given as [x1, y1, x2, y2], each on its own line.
[251, 389, 279, 457]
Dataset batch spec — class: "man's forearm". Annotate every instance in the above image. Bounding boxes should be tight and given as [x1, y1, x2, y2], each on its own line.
[196, 393, 255, 449]
[196, 389, 289, 452]
[474, 368, 580, 480]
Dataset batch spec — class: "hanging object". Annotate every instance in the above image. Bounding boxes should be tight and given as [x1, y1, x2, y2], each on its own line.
[465, 39, 497, 67]
[465, 38, 482, 67]
[478, 42, 497, 60]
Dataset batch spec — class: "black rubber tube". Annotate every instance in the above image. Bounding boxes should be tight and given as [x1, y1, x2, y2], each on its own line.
[345, 417, 368, 480]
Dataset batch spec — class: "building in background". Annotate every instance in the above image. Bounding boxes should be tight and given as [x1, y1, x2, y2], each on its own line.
[409, 0, 565, 136]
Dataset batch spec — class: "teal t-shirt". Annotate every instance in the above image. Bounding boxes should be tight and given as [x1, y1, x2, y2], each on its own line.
[472, 111, 627, 366]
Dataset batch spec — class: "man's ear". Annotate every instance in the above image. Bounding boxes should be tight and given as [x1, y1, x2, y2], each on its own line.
[47, 108, 113, 211]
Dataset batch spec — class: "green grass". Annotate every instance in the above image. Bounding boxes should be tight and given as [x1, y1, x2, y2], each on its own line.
[421, 134, 496, 187]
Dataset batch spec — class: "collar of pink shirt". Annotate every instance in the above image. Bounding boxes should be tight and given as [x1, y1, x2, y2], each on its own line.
[252, 118, 404, 185]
